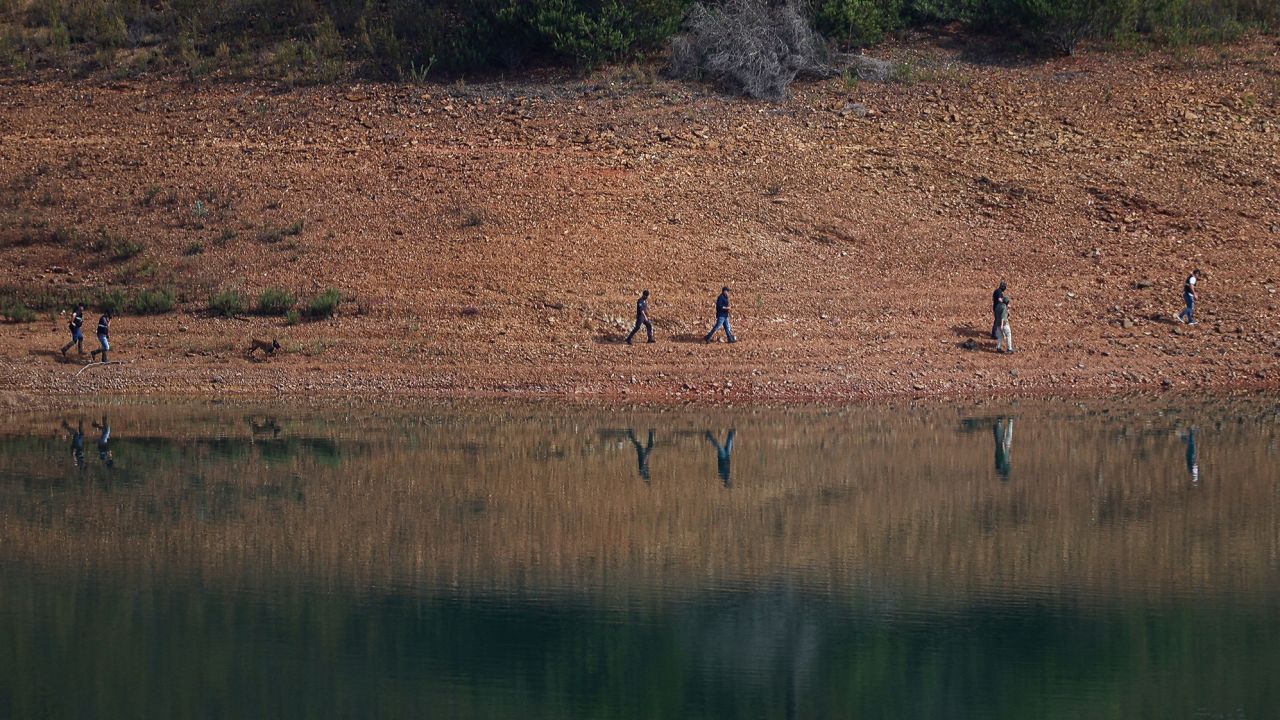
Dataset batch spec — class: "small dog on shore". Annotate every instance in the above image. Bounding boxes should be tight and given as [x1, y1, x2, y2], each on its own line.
[246, 338, 281, 359]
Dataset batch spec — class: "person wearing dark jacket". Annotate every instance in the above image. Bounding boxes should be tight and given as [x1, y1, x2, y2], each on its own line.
[89, 311, 112, 363]
[993, 281, 1013, 353]
[1177, 269, 1200, 325]
[704, 287, 736, 343]
[60, 304, 85, 357]
[626, 290, 654, 344]
[991, 281, 1008, 340]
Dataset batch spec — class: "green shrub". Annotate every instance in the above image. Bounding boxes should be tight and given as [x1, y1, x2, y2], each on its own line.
[306, 287, 340, 318]
[209, 289, 245, 317]
[96, 287, 127, 314]
[1, 299, 36, 323]
[285, 309, 301, 325]
[110, 235, 145, 260]
[131, 287, 176, 315]
[816, 0, 904, 48]
[256, 287, 296, 315]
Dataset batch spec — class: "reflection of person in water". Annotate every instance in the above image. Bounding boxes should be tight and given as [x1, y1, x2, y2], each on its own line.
[1183, 426, 1199, 486]
[92, 415, 113, 467]
[993, 417, 1013, 481]
[705, 429, 736, 487]
[626, 429, 655, 482]
[61, 419, 86, 470]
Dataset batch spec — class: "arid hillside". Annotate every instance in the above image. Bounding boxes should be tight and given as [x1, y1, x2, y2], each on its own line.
[2, 37, 1279, 402]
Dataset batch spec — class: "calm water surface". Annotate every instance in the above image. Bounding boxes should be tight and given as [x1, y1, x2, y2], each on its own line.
[1, 398, 1278, 718]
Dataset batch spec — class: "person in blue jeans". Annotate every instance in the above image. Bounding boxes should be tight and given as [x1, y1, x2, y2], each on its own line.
[60, 304, 85, 357]
[1177, 269, 1199, 325]
[89, 311, 112, 363]
[704, 286, 736, 343]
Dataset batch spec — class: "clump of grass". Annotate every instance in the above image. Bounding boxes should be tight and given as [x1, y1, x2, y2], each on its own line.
[256, 287, 296, 316]
[461, 209, 487, 228]
[208, 289, 245, 317]
[130, 287, 176, 315]
[218, 228, 238, 244]
[91, 232, 144, 261]
[305, 287, 340, 318]
[285, 309, 301, 326]
[141, 185, 161, 206]
[1, 299, 36, 323]
[183, 242, 204, 256]
[96, 287, 128, 314]
[257, 226, 283, 244]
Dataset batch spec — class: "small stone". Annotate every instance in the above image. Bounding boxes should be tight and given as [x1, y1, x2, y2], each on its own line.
[1121, 319, 1135, 329]
[1136, 279, 1154, 289]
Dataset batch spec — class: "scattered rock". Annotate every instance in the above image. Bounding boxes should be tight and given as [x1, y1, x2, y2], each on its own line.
[961, 338, 978, 350]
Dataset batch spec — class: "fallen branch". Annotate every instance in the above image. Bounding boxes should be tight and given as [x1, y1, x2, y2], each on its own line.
[75, 360, 124, 377]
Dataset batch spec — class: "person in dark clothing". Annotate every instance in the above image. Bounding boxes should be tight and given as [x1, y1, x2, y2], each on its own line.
[61, 419, 86, 470]
[993, 280, 1013, 353]
[89, 311, 112, 363]
[626, 290, 654, 344]
[704, 287, 736, 343]
[626, 429, 656, 482]
[60, 304, 85, 357]
[991, 281, 1009, 340]
[1177, 269, 1200, 325]
[705, 429, 736, 487]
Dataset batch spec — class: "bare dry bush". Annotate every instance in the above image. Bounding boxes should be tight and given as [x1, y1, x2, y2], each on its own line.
[668, 0, 835, 101]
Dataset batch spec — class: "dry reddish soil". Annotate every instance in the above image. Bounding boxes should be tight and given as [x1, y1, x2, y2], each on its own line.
[2, 37, 1280, 404]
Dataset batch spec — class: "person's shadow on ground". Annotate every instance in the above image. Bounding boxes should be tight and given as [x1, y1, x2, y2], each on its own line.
[31, 349, 77, 364]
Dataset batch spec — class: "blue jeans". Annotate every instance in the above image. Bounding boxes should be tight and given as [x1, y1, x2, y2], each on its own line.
[705, 316, 735, 342]
[1178, 293, 1195, 323]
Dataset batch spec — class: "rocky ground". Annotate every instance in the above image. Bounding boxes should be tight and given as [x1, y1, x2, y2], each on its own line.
[2, 35, 1279, 404]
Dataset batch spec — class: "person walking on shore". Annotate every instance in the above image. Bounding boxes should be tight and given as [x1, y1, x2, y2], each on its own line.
[89, 310, 112, 363]
[993, 281, 1013, 353]
[1177, 269, 1200, 325]
[704, 286, 736, 343]
[60, 303, 85, 357]
[626, 290, 654, 344]
[992, 280, 1009, 340]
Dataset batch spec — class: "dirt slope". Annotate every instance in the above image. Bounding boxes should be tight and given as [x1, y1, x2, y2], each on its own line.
[2, 37, 1279, 403]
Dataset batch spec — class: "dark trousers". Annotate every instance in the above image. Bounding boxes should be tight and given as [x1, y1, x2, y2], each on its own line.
[627, 317, 653, 343]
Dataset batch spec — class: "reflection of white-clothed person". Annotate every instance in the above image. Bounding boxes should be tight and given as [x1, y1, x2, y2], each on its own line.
[994, 417, 1013, 480]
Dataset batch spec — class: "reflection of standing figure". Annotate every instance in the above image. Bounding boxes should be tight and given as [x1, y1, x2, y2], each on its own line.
[92, 416, 113, 467]
[61, 419, 86, 470]
[705, 429, 736, 487]
[626, 429, 656, 482]
[1184, 426, 1199, 485]
[993, 417, 1013, 481]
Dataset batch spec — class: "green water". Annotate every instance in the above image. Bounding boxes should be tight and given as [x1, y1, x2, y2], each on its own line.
[1, 398, 1278, 718]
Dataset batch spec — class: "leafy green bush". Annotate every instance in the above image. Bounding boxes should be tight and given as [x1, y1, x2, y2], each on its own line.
[96, 287, 127, 314]
[111, 238, 145, 260]
[1, 299, 36, 323]
[306, 287, 340, 318]
[816, 0, 904, 48]
[256, 287, 296, 316]
[209, 289, 245, 317]
[130, 287, 176, 315]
